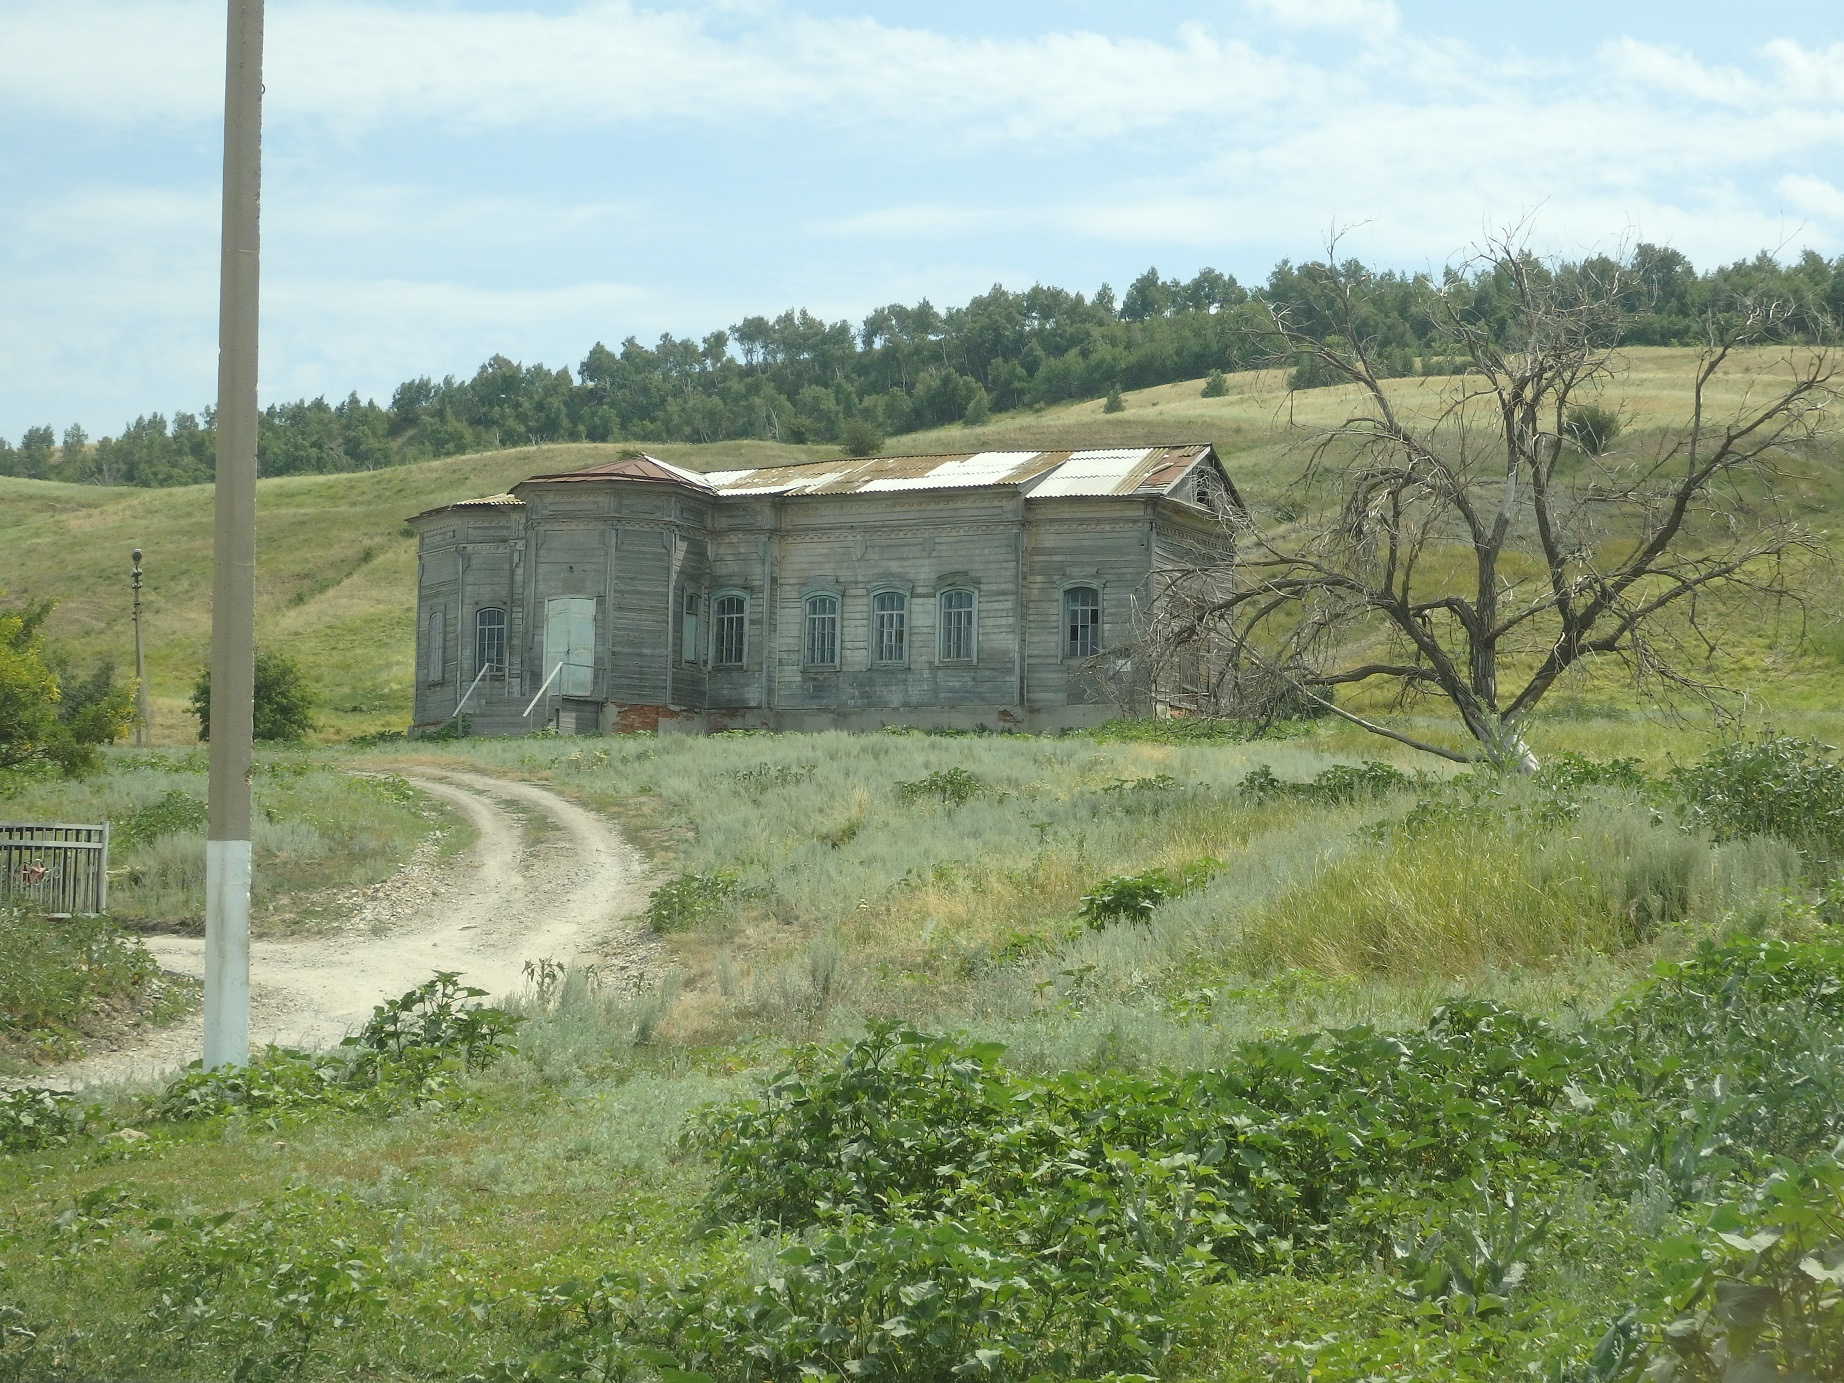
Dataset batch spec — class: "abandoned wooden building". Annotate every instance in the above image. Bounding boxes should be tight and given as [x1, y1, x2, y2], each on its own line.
[407, 444, 1242, 735]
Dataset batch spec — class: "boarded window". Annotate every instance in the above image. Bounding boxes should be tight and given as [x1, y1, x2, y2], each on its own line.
[872, 590, 907, 664]
[544, 597, 596, 697]
[474, 607, 507, 677]
[425, 608, 446, 685]
[938, 589, 975, 662]
[804, 593, 839, 667]
[1064, 586, 1100, 658]
[681, 589, 702, 665]
[712, 593, 747, 667]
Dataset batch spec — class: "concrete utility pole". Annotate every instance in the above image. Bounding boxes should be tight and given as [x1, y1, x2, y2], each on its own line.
[204, 0, 263, 1070]
[130, 549, 151, 747]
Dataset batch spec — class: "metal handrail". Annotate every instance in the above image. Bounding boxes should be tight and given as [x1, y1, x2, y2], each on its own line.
[454, 661, 494, 718]
[522, 662, 564, 719]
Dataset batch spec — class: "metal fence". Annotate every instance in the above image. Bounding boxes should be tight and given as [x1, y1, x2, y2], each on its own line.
[0, 824, 110, 916]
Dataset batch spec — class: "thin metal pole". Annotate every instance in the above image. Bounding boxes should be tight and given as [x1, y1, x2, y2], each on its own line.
[131, 549, 150, 747]
[204, 0, 263, 1070]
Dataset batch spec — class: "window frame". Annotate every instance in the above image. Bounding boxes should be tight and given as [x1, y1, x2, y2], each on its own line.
[936, 587, 978, 664]
[473, 606, 507, 679]
[869, 587, 909, 667]
[802, 590, 841, 669]
[709, 589, 749, 669]
[1062, 584, 1102, 660]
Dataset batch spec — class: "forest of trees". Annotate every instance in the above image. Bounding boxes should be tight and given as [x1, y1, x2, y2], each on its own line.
[5, 243, 1840, 488]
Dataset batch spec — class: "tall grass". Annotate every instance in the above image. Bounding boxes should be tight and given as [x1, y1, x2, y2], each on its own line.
[3, 750, 457, 930]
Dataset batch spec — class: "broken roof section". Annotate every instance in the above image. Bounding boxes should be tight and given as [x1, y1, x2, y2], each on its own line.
[524, 444, 1233, 503]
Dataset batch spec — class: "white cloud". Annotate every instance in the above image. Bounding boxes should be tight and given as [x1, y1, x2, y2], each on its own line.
[1778, 173, 1844, 222]
[0, 0, 1296, 141]
[1245, 0, 1398, 40]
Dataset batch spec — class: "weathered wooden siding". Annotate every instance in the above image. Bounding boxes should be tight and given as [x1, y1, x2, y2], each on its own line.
[410, 467, 1238, 732]
[1019, 498, 1154, 713]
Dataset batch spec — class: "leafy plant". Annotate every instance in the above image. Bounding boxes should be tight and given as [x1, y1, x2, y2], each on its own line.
[647, 870, 743, 932]
[115, 788, 208, 848]
[1078, 857, 1220, 928]
[1672, 733, 1844, 866]
[0, 907, 158, 1046]
[1392, 1183, 1556, 1316]
[159, 972, 519, 1120]
[1638, 1151, 1844, 1381]
[0, 1086, 90, 1153]
[895, 767, 984, 806]
[1240, 759, 1419, 804]
[347, 970, 521, 1076]
[1201, 368, 1228, 398]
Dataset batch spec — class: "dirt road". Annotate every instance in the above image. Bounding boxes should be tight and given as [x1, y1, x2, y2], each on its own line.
[45, 769, 658, 1090]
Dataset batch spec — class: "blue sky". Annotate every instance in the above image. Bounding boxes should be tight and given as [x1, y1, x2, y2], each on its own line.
[4, 0, 1844, 439]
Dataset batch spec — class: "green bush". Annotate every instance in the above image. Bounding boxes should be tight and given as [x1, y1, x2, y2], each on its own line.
[1240, 759, 1418, 804]
[1671, 733, 1844, 866]
[189, 649, 316, 743]
[647, 870, 742, 932]
[159, 971, 520, 1119]
[1564, 403, 1622, 455]
[1077, 857, 1220, 928]
[115, 788, 208, 848]
[894, 767, 984, 806]
[0, 1087, 90, 1152]
[1639, 1152, 1844, 1381]
[0, 907, 157, 1043]
[1201, 368, 1228, 398]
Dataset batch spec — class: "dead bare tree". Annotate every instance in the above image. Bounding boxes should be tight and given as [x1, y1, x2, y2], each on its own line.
[1173, 232, 1837, 768]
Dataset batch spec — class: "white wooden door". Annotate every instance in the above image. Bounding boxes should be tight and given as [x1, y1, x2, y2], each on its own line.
[544, 598, 596, 697]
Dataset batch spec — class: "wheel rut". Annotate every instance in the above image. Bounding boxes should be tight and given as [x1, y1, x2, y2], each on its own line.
[42, 769, 658, 1089]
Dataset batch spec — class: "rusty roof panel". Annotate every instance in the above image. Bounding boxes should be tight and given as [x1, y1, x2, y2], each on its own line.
[518, 445, 1220, 501]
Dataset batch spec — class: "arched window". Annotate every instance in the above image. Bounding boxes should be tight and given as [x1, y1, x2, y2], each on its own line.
[937, 588, 976, 662]
[1064, 586, 1100, 658]
[871, 590, 907, 665]
[804, 593, 840, 667]
[474, 607, 507, 677]
[711, 592, 748, 667]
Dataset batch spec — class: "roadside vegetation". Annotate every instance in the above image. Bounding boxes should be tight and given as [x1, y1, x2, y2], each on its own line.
[5, 716, 1844, 1381]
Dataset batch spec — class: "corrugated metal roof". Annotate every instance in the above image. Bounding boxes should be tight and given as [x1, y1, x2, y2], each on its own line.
[602, 444, 1217, 499]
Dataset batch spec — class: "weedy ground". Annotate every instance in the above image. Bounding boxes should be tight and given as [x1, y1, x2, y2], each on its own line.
[4, 712, 1844, 1381]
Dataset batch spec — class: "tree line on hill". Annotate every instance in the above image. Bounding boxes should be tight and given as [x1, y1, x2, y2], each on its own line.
[5, 242, 1840, 488]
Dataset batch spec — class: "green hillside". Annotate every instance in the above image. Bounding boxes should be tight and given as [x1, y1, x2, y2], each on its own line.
[3, 349, 1839, 743]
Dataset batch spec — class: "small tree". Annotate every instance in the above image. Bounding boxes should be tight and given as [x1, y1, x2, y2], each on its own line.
[1157, 231, 1837, 768]
[1201, 369, 1228, 398]
[839, 416, 883, 458]
[0, 594, 133, 779]
[191, 649, 315, 742]
[1103, 385, 1126, 414]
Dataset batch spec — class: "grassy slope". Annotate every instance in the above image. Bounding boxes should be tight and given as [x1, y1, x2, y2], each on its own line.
[4, 723, 1839, 1380]
[2, 348, 1838, 742]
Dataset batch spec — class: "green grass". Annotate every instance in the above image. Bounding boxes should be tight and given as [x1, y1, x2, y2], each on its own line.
[1, 748, 467, 934]
[1, 659, 1843, 1374]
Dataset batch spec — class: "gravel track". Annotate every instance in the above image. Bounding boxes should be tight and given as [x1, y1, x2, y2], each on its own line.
[42, 769, 657, 1090]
